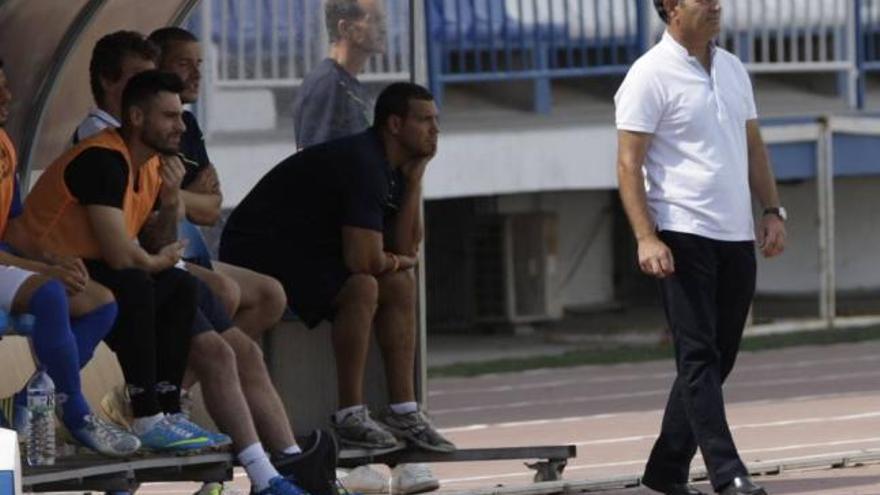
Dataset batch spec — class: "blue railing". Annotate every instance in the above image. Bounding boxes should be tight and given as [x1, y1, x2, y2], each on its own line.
[426, 0, 646, 112]
[427, 0, 873, 112]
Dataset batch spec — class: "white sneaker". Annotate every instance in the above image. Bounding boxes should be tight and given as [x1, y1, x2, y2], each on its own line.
[339, 465, 390, 494]
[392, 464, 439, 495]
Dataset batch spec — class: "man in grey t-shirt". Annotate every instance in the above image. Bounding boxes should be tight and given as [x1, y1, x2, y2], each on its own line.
[292, 0, 386, 149]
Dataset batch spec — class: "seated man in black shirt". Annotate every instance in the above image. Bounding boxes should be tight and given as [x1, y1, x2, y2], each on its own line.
[221, 83, 454, 453]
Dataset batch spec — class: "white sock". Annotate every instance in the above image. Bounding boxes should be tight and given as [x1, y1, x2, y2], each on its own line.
[282, 444, 302, 456]
[131, 413, 165, 435]
[334, 404, 366, 423]
[238, 443, 280, 492]
[390, 402, 418, 415]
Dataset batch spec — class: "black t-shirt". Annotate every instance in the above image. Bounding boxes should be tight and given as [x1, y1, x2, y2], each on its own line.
[64, 147, 159, 210]
[224, 129, 403, 260]
[292, 58, 373, 150]
[179, 110, 210, 188]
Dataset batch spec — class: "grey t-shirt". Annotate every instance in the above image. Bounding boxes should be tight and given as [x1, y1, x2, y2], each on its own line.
[292, 58, 373, 149]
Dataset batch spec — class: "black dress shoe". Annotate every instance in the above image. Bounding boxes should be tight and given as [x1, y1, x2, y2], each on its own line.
[718, 476, 767, 495]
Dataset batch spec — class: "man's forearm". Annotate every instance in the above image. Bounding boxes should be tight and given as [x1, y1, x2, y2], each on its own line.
[181, 190, 222, 225]
[748, 147, 781, 209]
[391, 182, 423, 256]
[140, 200, 181, 253]
[618, 163, 656, 240]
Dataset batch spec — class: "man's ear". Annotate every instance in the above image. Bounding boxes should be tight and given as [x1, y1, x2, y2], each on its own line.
[128, 106, 145, 128]
[387, 114, 403, 135]
[663, 0, 680, 22]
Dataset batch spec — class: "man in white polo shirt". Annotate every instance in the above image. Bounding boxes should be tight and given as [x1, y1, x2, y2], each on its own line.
[615, 1, 786, 495]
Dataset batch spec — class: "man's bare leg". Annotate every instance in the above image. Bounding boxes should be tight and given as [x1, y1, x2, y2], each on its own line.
[221, 327, 297, 453]
[374, 269, 417, 404]
[330, 274, 379, 408]
[188, 331, 259, 449]
[214, 261, 287, 340]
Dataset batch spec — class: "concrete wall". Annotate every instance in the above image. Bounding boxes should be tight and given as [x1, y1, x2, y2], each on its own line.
[497, 190, 615, 311]
[757, 177, 880, 294]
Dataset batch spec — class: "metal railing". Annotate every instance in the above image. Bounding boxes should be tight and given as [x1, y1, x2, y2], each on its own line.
[188, 0, 411, 88]
[426, 0, 859, 109]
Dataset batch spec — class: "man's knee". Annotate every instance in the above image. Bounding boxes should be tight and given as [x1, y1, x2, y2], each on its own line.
[337, 273, 379, 309]
[259, 275, 288, 320]
[379, 269, 416, 306]
[223, 328, 265, 369]
[190, 332, 238, 377]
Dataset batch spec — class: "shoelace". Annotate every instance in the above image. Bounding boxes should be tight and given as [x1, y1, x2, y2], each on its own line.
[86, 415, 135, 446]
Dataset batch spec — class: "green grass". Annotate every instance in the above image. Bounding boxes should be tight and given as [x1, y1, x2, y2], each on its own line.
[427, 325, 880, 378]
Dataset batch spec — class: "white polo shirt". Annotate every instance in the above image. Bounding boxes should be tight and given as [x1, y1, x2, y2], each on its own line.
[614, 31, 757, 241]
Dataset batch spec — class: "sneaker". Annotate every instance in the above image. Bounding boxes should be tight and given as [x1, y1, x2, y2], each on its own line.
[331, 408, 397, 450]
[195, 482, 245, 495]
[138, 415, 212, 452]
[379, 410, 455, 453]
[338, 466, 389, 494]
[100, 385, 133, 429]
[255, 476, 310, 495]
[169, 412, 232, 447]
[69, 414, 141, 457]
[273, 430, 338, 495]
[391, 464, 439, 495]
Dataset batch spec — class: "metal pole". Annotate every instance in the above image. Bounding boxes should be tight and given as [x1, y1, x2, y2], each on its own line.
[816, 116, 836, 327]
[410, 0, 430, 407]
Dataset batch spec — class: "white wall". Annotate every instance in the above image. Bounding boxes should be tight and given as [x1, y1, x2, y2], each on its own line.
[497, 190, 615, 310]
[757, 177, 880, 294]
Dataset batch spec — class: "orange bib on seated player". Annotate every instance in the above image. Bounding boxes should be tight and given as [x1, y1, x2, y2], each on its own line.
[0, 130, 17, 237]
[18, 128, 162, 260]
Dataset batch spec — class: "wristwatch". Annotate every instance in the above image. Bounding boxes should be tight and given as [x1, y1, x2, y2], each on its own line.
[763, 206, 787, 221]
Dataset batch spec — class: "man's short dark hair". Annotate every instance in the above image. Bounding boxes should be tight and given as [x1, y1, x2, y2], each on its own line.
[90, 31, 159, 106]
[373, 82, 434, 129]
[325, 0, 366, 43]
[654, 0, 681, 24]
[148, 27, 199, 62]
[121, 70, 184, 121]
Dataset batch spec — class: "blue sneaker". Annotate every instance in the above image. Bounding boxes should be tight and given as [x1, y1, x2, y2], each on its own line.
[138, 415, 212, 451]
[169, 413, 232, 447]
[255, 476, 310, 495]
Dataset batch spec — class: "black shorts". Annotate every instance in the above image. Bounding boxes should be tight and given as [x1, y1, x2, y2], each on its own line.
[219, 233, 347, 328]
[192, 275, 234, 335]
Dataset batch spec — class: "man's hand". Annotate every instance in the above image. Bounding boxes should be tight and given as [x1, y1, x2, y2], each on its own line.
[396, 254, 418, 271]
[42, 261, 88, 295]
[159, 155, 186, 204]
[400, 156, 431, 184]
[154, 240, 186, 271]
[638, 234, 675, 278]
[758, 214, 786, 258]
[190, 165, 220, 194]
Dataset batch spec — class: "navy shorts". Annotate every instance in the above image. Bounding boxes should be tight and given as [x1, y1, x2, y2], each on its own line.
[192, 277, 234, 335]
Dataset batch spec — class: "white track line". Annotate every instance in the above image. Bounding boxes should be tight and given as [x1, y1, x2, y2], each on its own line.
[430, 354, 880, 397]
[431, 370, 880, 415]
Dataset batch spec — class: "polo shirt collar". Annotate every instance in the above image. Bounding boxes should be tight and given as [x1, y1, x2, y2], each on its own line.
[89, 108, 121, 128]
[661, 30, 716, 63]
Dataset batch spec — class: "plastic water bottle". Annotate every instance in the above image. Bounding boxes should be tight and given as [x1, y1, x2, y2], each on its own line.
[25, 367, 55, 466]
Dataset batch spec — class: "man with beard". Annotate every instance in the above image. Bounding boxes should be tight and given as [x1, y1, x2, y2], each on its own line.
[12, 70, 307, 495]
[221, 83, 455, 455]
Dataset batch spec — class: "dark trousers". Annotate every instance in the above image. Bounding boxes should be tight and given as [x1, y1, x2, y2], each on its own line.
[642, 231, 756, 492]
[85, 262, 197, 418]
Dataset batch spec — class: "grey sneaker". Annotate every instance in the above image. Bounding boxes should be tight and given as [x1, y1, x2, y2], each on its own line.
[70, 414, 142, 457]
[331, 408, 397, 449]
[380, 409, 456, 453]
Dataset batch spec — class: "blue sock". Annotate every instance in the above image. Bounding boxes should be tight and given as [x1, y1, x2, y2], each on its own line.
[22, 281, 91, 430]
[70, 302, 118, 367]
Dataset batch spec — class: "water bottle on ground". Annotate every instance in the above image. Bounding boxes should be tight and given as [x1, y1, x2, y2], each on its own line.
[26, 367, 56, 466]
